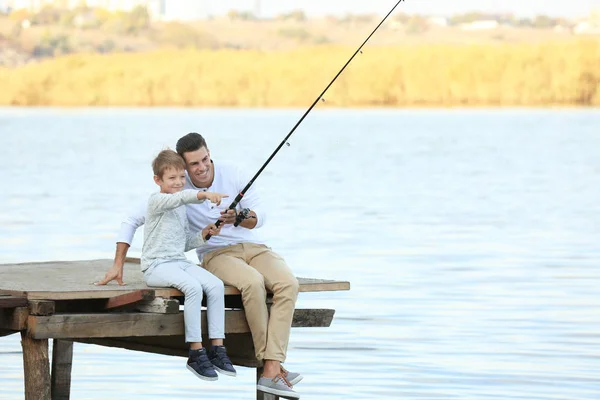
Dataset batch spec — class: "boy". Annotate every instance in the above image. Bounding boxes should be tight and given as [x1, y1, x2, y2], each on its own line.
[141, 149, 235, 381]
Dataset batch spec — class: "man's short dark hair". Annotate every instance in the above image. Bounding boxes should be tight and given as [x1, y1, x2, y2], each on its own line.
[176, 133, 208, 157]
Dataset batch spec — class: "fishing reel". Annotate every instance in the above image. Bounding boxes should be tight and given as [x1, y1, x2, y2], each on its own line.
[234, 208, 255, 227]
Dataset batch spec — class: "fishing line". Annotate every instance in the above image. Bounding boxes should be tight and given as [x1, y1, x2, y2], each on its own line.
[205, 0, 405, 240]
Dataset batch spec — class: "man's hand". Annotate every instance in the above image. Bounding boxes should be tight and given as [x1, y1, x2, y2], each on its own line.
[219, 209, 237, 225]
[95, 263, 126, 286]
[202, 223, 222, 238]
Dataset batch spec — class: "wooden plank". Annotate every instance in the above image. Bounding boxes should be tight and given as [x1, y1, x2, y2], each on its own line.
[0, 259, 350, 301]
[0, 329, 17, 338]
[21, 332, 50, 400]
[8, 279, 348, 300]
[0, 295, 28, 308]
[74, 333, 259, 367]
[135, 297, 180, 314]
[28, 311, 248, 339]
[28, 312, 185, 340]
[51, 339, 73, 400]
[28, 309, 335, 339]
[29, 300, 55, 316]
[0, 289, 26, 297]
[296, 277, 350, 292]
[0, 307, 29, 331]
[292, 309, 335, 328]
[73, 337, 189, 358]
[104, 289, 154, 309]
[26, 288, 178, 301]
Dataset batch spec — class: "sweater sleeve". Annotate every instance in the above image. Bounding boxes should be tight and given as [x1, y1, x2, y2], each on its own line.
[147, 190, 204, 215]
[116, 197, 147, 245]
[184, 219, 205, 251]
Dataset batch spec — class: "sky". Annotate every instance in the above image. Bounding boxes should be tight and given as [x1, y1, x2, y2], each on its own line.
[0, 0, 597, 19]
[198, 0, 600, 18]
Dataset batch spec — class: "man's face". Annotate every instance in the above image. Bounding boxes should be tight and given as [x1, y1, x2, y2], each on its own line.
[182, 146, 213, 188]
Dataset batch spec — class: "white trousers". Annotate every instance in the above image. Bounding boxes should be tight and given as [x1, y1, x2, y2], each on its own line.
[144, 260, 225, 343]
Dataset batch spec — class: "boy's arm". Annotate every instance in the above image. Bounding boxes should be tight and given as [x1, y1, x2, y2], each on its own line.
[185, 222, 222, 251]
[184, 221, 205, 252]
[148, 190, 205, 214]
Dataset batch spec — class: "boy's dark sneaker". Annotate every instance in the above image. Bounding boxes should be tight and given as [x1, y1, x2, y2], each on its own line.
[208, 345, 237, 377]
[186, 348, 218, 381]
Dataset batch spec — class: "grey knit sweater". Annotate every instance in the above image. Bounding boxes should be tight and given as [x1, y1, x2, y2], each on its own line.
[141, 189, 205, 271]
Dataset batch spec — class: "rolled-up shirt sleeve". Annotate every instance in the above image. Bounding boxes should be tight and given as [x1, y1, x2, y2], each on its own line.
[237, 166, 266, 229]
[116, 198, 147, 245]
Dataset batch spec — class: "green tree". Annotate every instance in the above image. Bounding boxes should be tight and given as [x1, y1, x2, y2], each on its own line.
[124, 5, 150, 34]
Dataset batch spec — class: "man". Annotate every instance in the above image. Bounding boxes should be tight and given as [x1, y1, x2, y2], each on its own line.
[97, 133, 302, 399]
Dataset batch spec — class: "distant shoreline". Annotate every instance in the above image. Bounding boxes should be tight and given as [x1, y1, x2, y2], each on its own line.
[1, 105, 599, 110]
[1, 41, 598, 107]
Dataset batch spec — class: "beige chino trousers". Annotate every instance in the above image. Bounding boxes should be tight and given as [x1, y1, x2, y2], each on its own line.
[202, 243, 299, 362]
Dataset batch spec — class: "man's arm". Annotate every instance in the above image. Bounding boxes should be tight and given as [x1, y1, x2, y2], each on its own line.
[95, 242, 130, 286]
[95, 199, 146, 286]
[238, 210, 258, 229]
[219, 166, 265, 229]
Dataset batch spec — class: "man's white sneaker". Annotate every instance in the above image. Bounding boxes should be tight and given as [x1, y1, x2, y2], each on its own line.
[281, 366, 303, 385]
[257, 374, 300, 399]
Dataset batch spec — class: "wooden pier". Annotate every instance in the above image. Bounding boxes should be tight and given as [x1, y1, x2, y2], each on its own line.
[0, 258, 350, 400]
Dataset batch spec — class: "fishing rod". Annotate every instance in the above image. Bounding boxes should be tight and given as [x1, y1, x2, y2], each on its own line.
[205, 0, 405, 240]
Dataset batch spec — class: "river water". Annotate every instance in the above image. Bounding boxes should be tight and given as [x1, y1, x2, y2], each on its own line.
[0, 107, 599, 399]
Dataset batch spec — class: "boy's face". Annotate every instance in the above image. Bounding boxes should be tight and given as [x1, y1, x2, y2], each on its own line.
[154, 167, 186, 194]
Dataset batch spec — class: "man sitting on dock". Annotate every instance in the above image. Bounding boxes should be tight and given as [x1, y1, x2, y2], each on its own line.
[97, 133, 302, 399]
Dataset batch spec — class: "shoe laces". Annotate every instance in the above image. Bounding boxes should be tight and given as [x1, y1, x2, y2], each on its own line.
[273, 373, 293, 388]
[280, 365, 289, 377]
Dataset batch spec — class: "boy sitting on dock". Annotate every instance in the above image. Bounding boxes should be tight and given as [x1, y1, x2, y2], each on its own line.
[140, 149, 235, 381]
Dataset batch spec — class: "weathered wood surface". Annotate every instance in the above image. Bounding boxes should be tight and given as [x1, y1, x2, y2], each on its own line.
[51, 339, 74, 400]
[135, 297, 180, 314]
[28, 309, 335, 339]
[104, 289, 154, 309]
[21, 332, 51, 400]
[0, 295, 28, 308]
[0, 259, 350, 300]
[29, 300, 55, 316]
[74, 333, 259, 367]
[0, 307, 29, 331]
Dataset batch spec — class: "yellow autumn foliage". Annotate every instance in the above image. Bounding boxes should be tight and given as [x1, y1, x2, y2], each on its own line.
[0, 39, 599, 107]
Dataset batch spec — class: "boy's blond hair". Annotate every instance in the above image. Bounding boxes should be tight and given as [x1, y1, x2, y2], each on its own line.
[152, 149, 186, 178]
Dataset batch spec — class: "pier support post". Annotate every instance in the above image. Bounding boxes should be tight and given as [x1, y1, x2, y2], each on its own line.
[51, 339, 74, 400]
[256, 367, 278, 400]
[20, 331, 50, 400]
